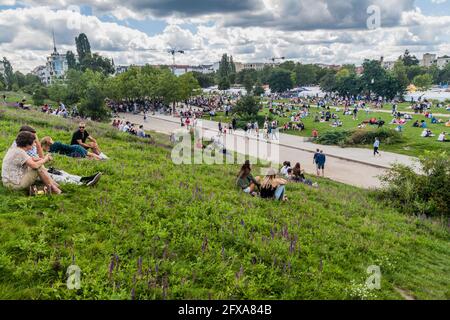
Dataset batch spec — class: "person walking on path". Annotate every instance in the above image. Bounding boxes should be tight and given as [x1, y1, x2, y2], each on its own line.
[314, 149, 326, 177]
[373, 138, 381, 157]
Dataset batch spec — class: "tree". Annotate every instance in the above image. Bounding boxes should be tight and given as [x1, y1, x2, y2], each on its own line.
[361, 59, 386, 97]
[319, 73, 337, 93]
[218, 76, 231, 91]
[75, 33, 92, 70]
[438, 62, 450, 84]
[192, 71, 216, 88]
[407, 65, 426, 82]
[268, 68, 293, 93]
[392, 60, 409, 94]
[243, 73, 254, 94]
[413, 74, 433, 91]
[253, 81, 265, 96]
[32, 86, 48, 106]
[218, 54, 230, 80]
[66, 50, 78, 70]
[233, 95, 260, 118]
[401, 49, 419, 67]
[2, 57, 14, 90]
[178, 72, 201, 101]
[294, 64, 318, 86]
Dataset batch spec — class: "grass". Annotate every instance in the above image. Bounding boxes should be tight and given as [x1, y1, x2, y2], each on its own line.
[0, 106, 449, 300]
[1, 91, 56, 106]
[205, 105, 450, 157]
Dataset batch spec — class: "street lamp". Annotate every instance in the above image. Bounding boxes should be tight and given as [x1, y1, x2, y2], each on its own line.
[168, 49, 185, 75]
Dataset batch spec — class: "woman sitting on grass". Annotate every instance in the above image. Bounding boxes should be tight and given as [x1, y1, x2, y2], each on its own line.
[2, 132, 62, 194]
[40, 137, 102, 160]
[260, 168, 288, 202]
[236, 161, 260, 197]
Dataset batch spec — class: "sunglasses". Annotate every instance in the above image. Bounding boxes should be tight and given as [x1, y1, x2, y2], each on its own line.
[79, 126, 85, 129]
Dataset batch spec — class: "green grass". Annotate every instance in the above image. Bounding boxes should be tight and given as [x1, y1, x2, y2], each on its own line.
[206, 106, 450, 157]
[0, 106, 449, 300]
[1, 91, 56, 106]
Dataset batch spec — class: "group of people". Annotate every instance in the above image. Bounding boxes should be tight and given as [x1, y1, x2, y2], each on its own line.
[112, 119, 149, 138]
[236, 156, 325, 201]
[1, 123, 108, 194]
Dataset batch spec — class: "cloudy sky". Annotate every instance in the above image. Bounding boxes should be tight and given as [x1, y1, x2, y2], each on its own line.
[1, 0, 450, 73]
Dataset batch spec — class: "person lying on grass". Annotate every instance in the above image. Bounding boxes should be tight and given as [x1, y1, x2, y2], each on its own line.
[260, 168, 288, 202]
[10, 126, 102, 188]
[40, 136, 102, 160]
[236, 161, 261, 197]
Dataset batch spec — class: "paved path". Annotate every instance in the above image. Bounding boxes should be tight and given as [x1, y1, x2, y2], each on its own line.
[119, 112, 421, 189]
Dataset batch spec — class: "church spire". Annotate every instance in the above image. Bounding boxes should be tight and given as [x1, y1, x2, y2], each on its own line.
[52, 29, 57, 54]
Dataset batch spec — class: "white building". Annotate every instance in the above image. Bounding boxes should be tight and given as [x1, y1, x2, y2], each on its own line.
[32, 65, 51, 85]
[114, 65, 129, 75]
[32, 33, 69, 85]
[382, 61, 396, 70]
[437, 56, 450, 69]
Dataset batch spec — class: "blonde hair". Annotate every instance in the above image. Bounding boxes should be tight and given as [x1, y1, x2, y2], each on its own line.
[40, 136, 53, 149]
[261, 175, 277, 189]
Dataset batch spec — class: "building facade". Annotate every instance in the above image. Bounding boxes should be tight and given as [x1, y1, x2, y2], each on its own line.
[437, 56, 450, 69]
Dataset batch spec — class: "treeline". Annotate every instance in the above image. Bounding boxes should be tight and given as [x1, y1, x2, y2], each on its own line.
[43, 66, 200, 121]
[191, 50, 450, 99]
[0, 57, 42, 94]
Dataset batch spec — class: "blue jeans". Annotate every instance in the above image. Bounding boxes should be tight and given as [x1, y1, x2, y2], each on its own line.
[274, 185, 285, 200]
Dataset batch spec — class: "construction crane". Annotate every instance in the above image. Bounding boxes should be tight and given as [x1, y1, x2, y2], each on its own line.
[168, 49, 186, 74]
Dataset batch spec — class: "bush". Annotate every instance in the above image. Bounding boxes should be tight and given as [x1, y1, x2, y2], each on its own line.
[316, 131, 350, 146]
[346, 129, 403, 146]
[378, 151, 450, 217]
[317, 129, 403, 147]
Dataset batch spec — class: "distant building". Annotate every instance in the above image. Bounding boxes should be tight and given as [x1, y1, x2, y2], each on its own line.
[32, 65, 51, 85]
[316, 63, 342, 71]
[114, 65, 129, 75]
[437, 56, 450, 69]
[420, 53, 437, 68]
[32, 32, 70, 85]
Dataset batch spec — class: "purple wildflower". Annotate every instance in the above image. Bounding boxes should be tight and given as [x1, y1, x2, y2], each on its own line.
[137, 257, 143, 276]
[131, 288, 135, 300]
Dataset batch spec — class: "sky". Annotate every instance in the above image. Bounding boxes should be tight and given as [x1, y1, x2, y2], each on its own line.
[1, 0, 450, 73]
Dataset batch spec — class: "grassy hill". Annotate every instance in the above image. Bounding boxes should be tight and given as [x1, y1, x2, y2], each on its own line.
[0, 107, 449, 300]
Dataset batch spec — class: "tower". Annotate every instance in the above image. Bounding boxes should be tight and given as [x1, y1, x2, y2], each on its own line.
[52, 29, 57, 54]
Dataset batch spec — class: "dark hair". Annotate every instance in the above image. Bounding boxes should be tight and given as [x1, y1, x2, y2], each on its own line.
[16, 131, 36, 148]
[19, 125, 36, 134]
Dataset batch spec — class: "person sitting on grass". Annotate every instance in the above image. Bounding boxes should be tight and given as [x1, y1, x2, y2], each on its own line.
[40, 137, 102, 160]
[293, 163, 306, 181]
[71, 122, 109, 160]
[438, 132, 448, 142]
[446, 120, 450, 127]
[412, 120, 420, 128]
[260, 168, 288, 202]
[236, 161, 260, 197]
[2, 131, 62, 194]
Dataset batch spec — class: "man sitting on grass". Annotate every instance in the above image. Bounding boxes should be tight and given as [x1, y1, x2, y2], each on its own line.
[71, 122, 109, 160]
[40, 137, 102, 160]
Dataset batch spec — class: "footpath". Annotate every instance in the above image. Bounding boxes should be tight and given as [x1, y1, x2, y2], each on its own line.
[120, 112, 421, 189]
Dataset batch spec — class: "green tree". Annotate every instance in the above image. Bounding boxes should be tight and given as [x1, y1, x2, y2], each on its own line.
[66, 50, 78, 70]
[319, 73, 337, 93]
[218, 76, 231, 91]
[413, 74, 433, 91]
[401, 49, 419, 67]
[243, 73, 254, 94]
[268, 68, 293, 93]
[253, 81, 265, 96]
[393, 60, 409, 94]
[32, 86, 48, 106]
[233, 95, 260, 118]
[75, 33, 92, 70]
[192, 71, 216, 88]
[407, 65, 426, 82]
[294, 64, 318, 86]
[2, 57, 14, 90]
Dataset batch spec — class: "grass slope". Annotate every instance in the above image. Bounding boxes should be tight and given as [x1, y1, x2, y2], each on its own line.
[0, 107, 449, 300]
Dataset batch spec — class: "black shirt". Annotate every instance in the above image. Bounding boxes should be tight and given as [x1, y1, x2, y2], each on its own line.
[71, 130, 90, 146]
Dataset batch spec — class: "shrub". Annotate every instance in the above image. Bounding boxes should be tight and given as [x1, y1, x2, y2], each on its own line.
[316, 131, 350, 145]
[378, 151, 450, 217]
[346, 129, 403, 146]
